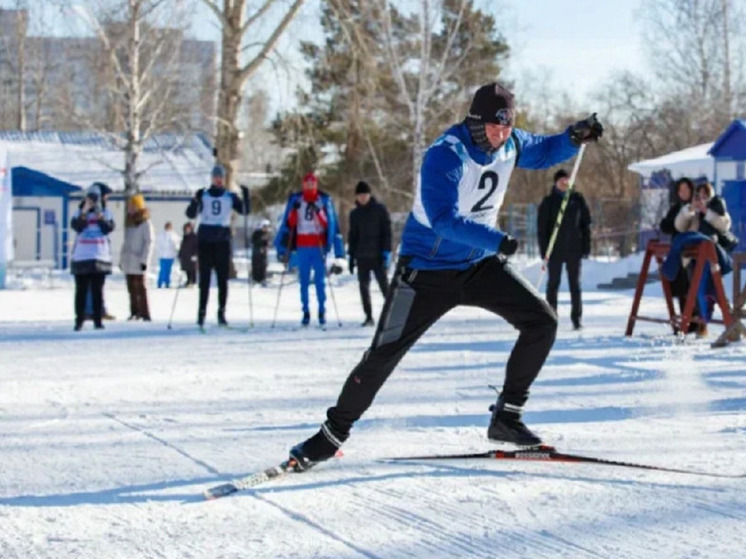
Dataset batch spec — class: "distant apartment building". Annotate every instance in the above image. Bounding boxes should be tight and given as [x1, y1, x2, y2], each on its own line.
[0, 8, 216, 133]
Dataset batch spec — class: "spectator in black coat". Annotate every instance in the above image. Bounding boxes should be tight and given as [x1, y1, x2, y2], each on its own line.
[251, 219, 271, 286]
[659, 177, 695, 327]
[178, 222, 198, 287]
[348, 181, 392, 326]
[537, 169, 592, 330]
[660, 178, 694, 239]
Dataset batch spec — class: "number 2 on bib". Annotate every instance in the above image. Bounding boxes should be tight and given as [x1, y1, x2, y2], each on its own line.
[471, 171, 499, 213]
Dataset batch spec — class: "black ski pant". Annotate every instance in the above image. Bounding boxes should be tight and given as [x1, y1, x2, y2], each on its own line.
[357, 257, 389, 320]
[326, 256, 558, 436]
[545, 255, 582, 327]
[75, 273, 106, 326]
[252, 252, 268, 283]
[198, 241, 231, 316]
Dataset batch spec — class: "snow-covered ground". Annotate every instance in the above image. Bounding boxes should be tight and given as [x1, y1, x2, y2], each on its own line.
[1, 258, 745, 559]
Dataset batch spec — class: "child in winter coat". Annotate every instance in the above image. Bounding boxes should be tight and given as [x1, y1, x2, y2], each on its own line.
[156, 222, 181, 288]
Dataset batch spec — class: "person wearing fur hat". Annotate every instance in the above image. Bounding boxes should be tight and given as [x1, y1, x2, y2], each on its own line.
[287, 82, 603, 471]
[185, 164, 250, 328]
[70, 183, 115, 330]
[348, 180, 392, 326]
[273, 172, 345, 327]
[120, 194, 154, 321]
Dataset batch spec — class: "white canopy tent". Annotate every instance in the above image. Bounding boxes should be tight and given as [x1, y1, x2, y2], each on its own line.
[628, 142, 715, 181]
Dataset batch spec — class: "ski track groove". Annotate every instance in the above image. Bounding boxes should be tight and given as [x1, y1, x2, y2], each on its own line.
[370, 476, 601, 559]
[251, 492, 381, 559]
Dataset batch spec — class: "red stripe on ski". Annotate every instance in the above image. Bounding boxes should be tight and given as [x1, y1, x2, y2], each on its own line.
[389, 446, 746, 479]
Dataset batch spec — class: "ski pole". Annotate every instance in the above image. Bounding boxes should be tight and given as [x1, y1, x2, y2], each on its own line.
[241, 186, 254, 328]
[271, 225, 295, 328]
[314, 211, 342, 327]
[166, 271, 184, 330]
[536, 143, 587, 290]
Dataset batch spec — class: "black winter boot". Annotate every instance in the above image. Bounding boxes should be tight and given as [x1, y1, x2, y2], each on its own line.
[487, 395, 542, 447]
[289, 421, 347, 472]
[217, 309, 228, 326]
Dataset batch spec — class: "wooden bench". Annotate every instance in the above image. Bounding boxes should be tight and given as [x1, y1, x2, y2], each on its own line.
[625, 240, 733, 337]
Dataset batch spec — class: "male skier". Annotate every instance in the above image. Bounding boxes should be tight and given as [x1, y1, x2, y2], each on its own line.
[288, 83, 603, 470]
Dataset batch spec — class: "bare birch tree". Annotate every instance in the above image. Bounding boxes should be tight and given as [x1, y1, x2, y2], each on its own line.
[641, 0, 746, 134]
[0, 3, 29, 130]
[197, 0, 306, 188]
[67, 0, 191, 196]
[328, 0, 507, 193]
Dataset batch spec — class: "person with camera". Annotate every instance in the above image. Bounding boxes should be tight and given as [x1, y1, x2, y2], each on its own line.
[120, 194, 154, 321]
[670, 181, 735, 336]
[70, 183, 115, 331]
[348, 180, 392, 326]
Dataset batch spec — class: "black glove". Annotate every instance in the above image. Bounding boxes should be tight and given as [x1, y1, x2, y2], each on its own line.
[582, 252, 590, 259]
[569, 113, 603, 146]
[329, 263, 343, 275]
[292, 201, 301, 210]
[498, 235, 518, 256]
[349, 258, 355, 274]
[141, 263, 147, 271]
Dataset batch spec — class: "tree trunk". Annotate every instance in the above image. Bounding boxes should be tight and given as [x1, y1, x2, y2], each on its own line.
[15, 9, 26, 132]
[216, 17, 243, 189]
[207, 0, 306, 189]
[124, 0, 142, 200]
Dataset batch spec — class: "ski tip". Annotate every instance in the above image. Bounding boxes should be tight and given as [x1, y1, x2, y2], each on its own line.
[203, 483, 238, 500]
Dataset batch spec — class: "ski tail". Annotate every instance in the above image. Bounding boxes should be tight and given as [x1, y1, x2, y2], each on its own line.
[203, 458, 297, 500]
[389, 447, 746, 479]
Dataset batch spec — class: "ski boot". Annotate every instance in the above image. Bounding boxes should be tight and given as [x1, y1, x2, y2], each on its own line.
[318, 310, 326, 327]
[361, 316, 375, 327]
[197, 309, 206, 329]
[487, 394, 542, 447]
[289, 421, 347, 472]
[301, 310, 311, 327]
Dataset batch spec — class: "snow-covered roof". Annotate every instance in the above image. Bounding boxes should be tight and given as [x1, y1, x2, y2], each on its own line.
[627, 142, 715, 180]
[0, 131, 215, 195]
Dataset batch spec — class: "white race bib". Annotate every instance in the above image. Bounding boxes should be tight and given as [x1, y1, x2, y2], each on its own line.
[199, 192, 233, 227]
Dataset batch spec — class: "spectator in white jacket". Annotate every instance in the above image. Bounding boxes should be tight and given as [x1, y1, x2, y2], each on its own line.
[156, 222, 181, 288]
[120, 194, 154, 320]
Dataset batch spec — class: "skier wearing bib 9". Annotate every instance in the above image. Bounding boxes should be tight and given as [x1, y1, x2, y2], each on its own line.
[288, 82, 603, 471]
[186, 164, 250, 328]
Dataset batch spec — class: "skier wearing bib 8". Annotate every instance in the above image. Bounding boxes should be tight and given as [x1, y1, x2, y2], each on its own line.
[288, 82, 603, 470]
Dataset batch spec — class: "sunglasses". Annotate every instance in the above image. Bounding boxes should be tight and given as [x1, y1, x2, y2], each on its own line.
[493, 108, 515, 126]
